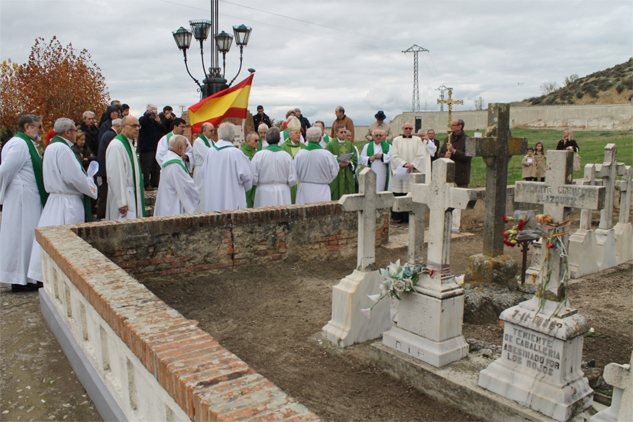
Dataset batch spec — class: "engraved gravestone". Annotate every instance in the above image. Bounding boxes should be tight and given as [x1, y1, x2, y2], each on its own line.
[392, 173, 427, 266]
[568, 164, 600, 278]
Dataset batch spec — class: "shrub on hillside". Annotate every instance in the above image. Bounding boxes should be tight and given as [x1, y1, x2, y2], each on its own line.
[596, 78, 613, 91]
[585, 84, 599, 97]
[576, 91, 584, 99]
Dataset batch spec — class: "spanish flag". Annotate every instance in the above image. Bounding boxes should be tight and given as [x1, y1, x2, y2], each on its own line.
[189, 74, 254, 133]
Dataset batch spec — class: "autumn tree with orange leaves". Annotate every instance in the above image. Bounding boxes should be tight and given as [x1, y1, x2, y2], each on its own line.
[0, 37, 110, 137]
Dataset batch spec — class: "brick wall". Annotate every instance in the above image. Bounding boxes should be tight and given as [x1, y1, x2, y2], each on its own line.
[74, 203, 390, 280]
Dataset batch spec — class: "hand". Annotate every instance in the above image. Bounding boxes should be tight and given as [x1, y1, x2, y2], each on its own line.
[445, 150, 452, 159]
[405, 163, 415, 173]
[448, 144, 456, 153]
[119, 206, 128, 217]
[340, 161, 350, 167]
[154, 115, 161, 122]
[374, 153, 383, 160]
[369, 156, 375, 162]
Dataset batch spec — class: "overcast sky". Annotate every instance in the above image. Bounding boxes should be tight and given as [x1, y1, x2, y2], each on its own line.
[1, 0, 631, 125]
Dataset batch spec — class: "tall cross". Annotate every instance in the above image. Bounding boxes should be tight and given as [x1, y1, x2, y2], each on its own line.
[595, 143, 619, 230]
[616, 165, 632, 224]
[576, 164, 597, 231]
[437, 87, 463, 131]
[340, 168, 395, 271]
[465, 103, 528, 257]
[392, 173, 428, 265]
[412, 159, 477, 275]
[515, 151, 605, 302]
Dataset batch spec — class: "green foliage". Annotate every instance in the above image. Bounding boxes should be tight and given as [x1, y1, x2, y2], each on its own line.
[575, 91, 584, 99]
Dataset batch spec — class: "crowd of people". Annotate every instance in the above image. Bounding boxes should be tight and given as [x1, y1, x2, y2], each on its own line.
[0, 102, 582, 293]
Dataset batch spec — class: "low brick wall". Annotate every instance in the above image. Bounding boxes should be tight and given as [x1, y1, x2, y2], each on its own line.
[75, 203, 390, 280]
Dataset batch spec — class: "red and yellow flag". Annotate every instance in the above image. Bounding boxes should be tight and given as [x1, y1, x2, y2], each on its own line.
[189, 74, 254, 133]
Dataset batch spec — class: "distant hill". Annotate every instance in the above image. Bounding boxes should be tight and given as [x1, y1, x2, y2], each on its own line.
[517, 58, 633, 106]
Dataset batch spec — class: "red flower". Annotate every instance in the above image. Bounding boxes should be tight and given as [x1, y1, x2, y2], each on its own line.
[546, 242, 555, 249]
[503, 231, 508, 238]
[503, 215, 508, 223]
[517, 223, 524, 231]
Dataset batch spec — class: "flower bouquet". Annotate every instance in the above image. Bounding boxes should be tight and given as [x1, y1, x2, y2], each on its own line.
[360, 260, 434, 319]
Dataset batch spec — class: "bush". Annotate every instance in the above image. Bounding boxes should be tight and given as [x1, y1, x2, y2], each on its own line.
[596, 78, 613, 91]
[576, 90, 585, 99]
[585, 85, 599, 97]
[543, 96, 557, 105]
[531, 96, 543, 105]
[616, 84, 626, 94]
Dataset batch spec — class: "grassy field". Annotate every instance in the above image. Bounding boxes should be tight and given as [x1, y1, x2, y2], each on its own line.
[355, 128, 632, 188]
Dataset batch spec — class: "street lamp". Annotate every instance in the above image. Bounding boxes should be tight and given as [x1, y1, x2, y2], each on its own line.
[172, 2, 252, 99]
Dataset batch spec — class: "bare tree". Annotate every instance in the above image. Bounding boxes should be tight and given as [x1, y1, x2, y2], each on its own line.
[540, 82, 559, 95]
[474, 97, 484, 110]
[564, 74, 580, 86]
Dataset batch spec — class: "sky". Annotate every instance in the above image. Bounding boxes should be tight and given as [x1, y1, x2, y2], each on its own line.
[1, 0, 632, 126]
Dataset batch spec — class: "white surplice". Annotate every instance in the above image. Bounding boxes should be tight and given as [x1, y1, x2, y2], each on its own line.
[250, 149, 298, 207]
[192, 137, 211, 212]
[293, 147, 339, 204]
[389, 136, 431, 194]
[360, 142, 392, 192]
[154, 151, 199, 216]
[0, 136, 44, 286]
[27, 137, 98, 282]
[201, 140, 253, 212]
[155, 134, 193, 171]
[105, 136, 143, 220]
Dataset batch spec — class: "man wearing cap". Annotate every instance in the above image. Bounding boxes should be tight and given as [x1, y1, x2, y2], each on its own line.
[366, 111, 392, 142]
[251, 127, 297, 207]
[294, 108, 310, 137]
[193, 122, 214, 212]
[280, 117, 306, 203]
[331, 106, 354, 141]
[253, 105, 271, 129]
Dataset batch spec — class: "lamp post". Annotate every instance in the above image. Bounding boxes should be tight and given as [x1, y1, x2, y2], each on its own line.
[173, 1, 252, 99]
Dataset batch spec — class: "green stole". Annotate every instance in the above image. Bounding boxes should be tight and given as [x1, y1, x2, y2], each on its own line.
[239, 143, 257, 208]
[198, 134, 211, 148]
[326, 138, 358, 200]
[113, 133, 145, 217]
[257, 135, 264, 151]
[280, 140, 305, 158]
[47, 136, 93, 222]
[305, 142, 322, 151]
[212, 142, 234, 151]
[366, 141, 390, 191]
[14, 132, 48, 207]
[265, 144, 283, 152]
[322, 134, 331, 145]
[162, 157, 188, 173]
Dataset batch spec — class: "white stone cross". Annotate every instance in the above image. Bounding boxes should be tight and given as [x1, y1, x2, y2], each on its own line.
[595, 144, 620, 230]
[340, 167, 395, 271]
[616, 165, 632, 224]
[591, 352, 632, 422]
[515, 151, 605, 302]
[392, 173, 428, 266]
[412, 158, 477, 272]
[577, 164, 597, 231]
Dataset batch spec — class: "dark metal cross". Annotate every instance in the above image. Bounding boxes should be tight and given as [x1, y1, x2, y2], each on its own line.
[466, 103, 528, 257]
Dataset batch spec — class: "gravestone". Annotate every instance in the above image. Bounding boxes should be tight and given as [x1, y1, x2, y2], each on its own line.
[593, 144, 620, 271]
[590, 352, 632, 422]
[465, 103, 528, 286]
[615, 165, 633, 264]
[479, 151, 605, 422]
[382, 158, 477, 367]
[392, 173, 427, 266]
[568, 164, 600, 278]
[323, 168, 395, 347]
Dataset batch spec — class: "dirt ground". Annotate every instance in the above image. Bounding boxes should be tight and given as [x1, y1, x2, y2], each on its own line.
[143, 224, 633, 422]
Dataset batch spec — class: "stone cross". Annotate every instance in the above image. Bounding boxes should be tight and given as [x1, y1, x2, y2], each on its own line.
[515, 151, 605, 302]
[465, 103, 528, 257]
[392, 173, 427, 265]
[595, 144, 619, 230]
[591, 352, 632, 422]
[437, 87, 463, 131]
[616, 165, 631, 224]
[340, 167, 395, 271]
[577, 164, 597, 231]
[412, 158, 477, 272]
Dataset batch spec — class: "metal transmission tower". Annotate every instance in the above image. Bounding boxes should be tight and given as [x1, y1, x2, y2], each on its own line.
[403, 45, 429, 112]
[436, 84, 448, 111]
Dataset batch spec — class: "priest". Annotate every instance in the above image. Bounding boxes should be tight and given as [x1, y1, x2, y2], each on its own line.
[280, 117, 306, 203]
[0, 115, 46, 291]
[294, 127, 339, 204]
[193, 122, 214, 212]
[326, 124, 358, 200]
[250, 127, 297, 207]
[27, 118, 98, 283]
[360, 129, 392, 192]
[154, 135, 199, 216]
[257, 124, 269, 150]
[201, 122, 253, 212]
[155, 118, 193, 172]
[314, 121, 331, 148]
[106, 116, 145, 220]
[240, 132, 260, 208]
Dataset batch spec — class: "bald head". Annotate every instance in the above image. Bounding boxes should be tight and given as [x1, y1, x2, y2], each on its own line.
[202, 123, 215, 139]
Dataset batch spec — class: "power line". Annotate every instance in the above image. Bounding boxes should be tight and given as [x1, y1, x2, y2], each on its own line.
[403, 44, 429, 112]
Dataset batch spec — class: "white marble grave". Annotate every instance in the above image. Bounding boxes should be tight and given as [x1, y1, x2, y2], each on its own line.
[568, 163, 600, 278]
[382, 159, 477, 367]
[479, 151, 605, 422]
[591, 352, 632, 422]
[594, 144, 620, 272]
[322, 168, 395, 347]
[615, 165, 633, 264]
[392, 173, 427, 266]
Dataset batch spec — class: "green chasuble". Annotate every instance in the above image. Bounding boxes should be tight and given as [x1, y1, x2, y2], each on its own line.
[326, 138, 358, 200]
[47, 136, 93, 222]
[280, 140, 306, 203]
[240, 142, 257, 208]
[14, 132, 48, 207]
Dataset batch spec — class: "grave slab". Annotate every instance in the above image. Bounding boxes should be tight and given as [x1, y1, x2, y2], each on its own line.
[590, 352, 632, 422]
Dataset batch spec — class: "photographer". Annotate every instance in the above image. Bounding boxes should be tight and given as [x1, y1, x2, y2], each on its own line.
[138, 104, 167, 190]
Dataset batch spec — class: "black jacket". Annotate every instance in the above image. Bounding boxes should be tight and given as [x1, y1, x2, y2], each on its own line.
[97, 128, 118, 178]
[439, 131, 472, 186]
[253, 112, 271, 129]
[138, 112, 167, 152]
[79, 122, 100, 157]
[98, 105, 119, 145]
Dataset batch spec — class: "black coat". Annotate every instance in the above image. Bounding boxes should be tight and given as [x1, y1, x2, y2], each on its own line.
[138, 113, 167, 152]
[79, 122, 100, 157]
[253, 112, 271, 129]
[556, 139, 579, 152]
[439, 131, 472, 186]
[97, 128, 117, 178]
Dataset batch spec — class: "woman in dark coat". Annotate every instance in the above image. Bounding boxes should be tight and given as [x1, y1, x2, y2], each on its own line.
[72, 129, 97, 170]
[556, 128, 579, 152]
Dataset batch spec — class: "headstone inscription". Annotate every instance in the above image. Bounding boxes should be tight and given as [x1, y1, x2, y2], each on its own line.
[568, 164, 600, 278]
[590, 352, 632, 422]
[392, 173, 427, 266]
[323, 168, 395, 347]
[614, 164, 633, 264]
[479, 151, 605, 422]
[464, 103, 528, 286]
[382, 159, 477, 367]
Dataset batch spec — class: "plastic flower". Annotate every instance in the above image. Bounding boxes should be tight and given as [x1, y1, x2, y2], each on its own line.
[535, 214, 553, 224]
[503, 215, 508, 223]
[393, 280, 406, 293]
[360, 308, 372, 319]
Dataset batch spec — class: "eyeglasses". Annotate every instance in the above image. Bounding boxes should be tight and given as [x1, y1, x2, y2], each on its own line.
[403, 127, 413, 130]
[69, 128, 77, 132]
[451, 123, 460, 127]
[126, 124, 141, 128]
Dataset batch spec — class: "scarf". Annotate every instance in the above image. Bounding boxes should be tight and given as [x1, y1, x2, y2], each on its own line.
[305, 142, 322, 151]
[15, 132, 48, 207]
[265, 144, 283, 152]
[47, 136, 93, 222]
[113, 133, 145, 217]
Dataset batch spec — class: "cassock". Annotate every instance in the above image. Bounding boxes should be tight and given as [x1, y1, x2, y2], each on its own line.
[155, 132, 193, 171]
[239, 142, 257, 208]
[389, 135, 431, 193]
[325, 138, 358, 200]
[360, 141, 392, 192]
[193, 135, 212, 212]
[154, 150, 200, 216]
[294, 144, 339, 204]
[27, 136, 98, 282]
[201, 140, 253, 212]
[0, 133, 46, 286]
[106, 133, 145, 220]
[250, 146, 297, 207]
